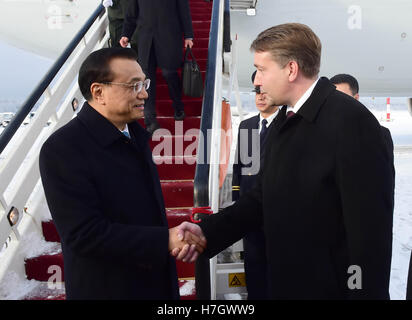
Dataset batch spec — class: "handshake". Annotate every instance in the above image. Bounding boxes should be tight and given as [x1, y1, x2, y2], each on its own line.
[168, 207, 212, 263]
[168, 222, 207, 263]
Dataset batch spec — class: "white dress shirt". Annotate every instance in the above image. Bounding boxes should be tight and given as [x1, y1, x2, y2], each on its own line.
[286, 78, 319, 114]
[259, 108, 280, 134]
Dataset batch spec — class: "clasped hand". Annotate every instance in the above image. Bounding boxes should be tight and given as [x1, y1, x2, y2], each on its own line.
[168, 222, 206, 263]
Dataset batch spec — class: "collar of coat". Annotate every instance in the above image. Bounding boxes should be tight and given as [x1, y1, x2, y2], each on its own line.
[76, 102, 151, 148]
[274, 77, 335, 130]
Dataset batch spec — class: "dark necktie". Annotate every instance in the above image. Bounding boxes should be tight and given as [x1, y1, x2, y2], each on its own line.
[286, 110, 295, 118]
[260, 118, 268, 146]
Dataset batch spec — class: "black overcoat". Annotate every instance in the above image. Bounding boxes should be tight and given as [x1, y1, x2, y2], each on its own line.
[39, 102, 179, 300]
[199, 77, 394, 299]
[122, 0, 193, 70]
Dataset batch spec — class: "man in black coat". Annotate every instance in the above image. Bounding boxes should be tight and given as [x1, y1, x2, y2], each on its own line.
[120, 0, 194, 134]
[330, 73, 395, 193]
[39, 48, 204, 299]
[175, 23, 394, 299]
[232, 71, 279, 299]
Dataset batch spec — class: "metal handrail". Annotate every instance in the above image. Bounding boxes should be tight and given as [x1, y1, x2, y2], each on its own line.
[0, 4, 105, 155]
[193, 0, 229, 300]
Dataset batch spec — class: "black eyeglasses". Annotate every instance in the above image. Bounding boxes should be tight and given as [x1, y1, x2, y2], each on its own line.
[101, 79, 151, 94]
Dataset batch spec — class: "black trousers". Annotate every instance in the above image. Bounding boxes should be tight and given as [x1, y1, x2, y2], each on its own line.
[243, 230, 269, 300]
[144, 43, 184, 125]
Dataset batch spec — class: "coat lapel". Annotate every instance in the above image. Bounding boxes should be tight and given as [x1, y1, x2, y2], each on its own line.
[129, 122, 168, 226]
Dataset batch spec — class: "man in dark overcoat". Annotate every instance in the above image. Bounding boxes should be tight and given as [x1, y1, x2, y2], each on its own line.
[175, 23, 394, 300]
[39, 48, 203, 299]
[120, 0, 194, 134]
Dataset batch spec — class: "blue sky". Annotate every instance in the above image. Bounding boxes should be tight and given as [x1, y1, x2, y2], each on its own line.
[0, 40, 53, 111]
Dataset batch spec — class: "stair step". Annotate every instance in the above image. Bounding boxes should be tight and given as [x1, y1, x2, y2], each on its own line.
[155, 71, 206, 87]
[190, 3, 212, 9]
[138, 117, 201, 133]
[28, 209, 195, 282]
[162, 181, 194, 208]
[42, 199, 197, 244]
[166, 208, 192, 228]
[156, 59, 209, 76]
[155, 83, 205, 100]
[42, 220, 61, 243]
[155, 156, 196, 180]
[193, 29, 210, 38]
[24, 252, 196, 286]
[25, 252, 63, 282]
[41, 209, 193, 236]
[182, 47, 208, 60]
[179, 279, 196, 300]
[155, 99, 202, 117]
[190, 7, 213, 13]
[150, 135, 200, 158]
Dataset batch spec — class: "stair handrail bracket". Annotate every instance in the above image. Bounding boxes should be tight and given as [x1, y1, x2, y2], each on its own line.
[0, 4, 109, 286]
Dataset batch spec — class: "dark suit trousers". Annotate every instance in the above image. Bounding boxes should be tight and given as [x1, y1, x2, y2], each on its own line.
[144, 43, 184, 124]
[243, 230, 268, 299]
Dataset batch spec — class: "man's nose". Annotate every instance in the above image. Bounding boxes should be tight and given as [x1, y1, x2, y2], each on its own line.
[253, 71, 262, 86]
[139, 87, 149, 99]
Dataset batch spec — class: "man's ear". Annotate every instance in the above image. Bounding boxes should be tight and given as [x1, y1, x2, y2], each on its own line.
[90, 82, 105, 104]
[354, 93, 360, 101]
[287, 60, 299, 82]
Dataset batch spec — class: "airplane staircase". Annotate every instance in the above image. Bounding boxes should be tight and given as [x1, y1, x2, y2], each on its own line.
[0, 0, 233, 300]
[20, 0, 212, 300]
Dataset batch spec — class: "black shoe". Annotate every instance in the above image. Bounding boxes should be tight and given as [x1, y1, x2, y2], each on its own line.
[146, 120, 160, 135]
[174, 110, 185, 121]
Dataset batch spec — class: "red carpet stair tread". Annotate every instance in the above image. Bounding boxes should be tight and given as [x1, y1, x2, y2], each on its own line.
[24, 0, 212, 300]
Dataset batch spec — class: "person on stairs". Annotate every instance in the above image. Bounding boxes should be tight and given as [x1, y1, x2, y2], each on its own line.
[232, 70, 279, 299]
[120, 0, 194, 135]
[103, 0, 138, 54]
[39, 48, 205, 300]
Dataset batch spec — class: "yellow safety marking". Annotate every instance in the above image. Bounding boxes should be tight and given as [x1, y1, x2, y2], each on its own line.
[228, 273, 246, 287]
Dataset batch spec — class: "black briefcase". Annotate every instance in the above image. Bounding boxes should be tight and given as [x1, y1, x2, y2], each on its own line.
[182, 46, 203, 97]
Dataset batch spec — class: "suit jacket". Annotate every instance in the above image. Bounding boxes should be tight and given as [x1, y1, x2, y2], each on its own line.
[122, 0, 193, 70]
[199, 77, 394, 299]
[232, 115, 273, 201]
[39, 102, 179, 300]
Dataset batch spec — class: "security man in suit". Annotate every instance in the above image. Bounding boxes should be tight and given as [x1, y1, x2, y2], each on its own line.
[104, 0, 138, 53]
[330, 73, 395, 203]
[39, 48, 204, 299]
[232, 71, 279, 299]
[175, 23, 394, 300]
[120, 0, 194, 134]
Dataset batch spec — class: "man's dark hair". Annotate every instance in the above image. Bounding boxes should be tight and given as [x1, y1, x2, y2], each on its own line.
[78, 47, 137, 101]
[330, 74, 359, 96]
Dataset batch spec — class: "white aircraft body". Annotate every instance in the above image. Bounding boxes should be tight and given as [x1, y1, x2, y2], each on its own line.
[1, 0, 412, 97]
